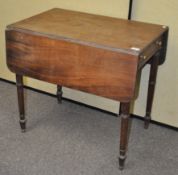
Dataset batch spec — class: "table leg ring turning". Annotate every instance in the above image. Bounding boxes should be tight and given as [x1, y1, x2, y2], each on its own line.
[19, 118, 26, 132]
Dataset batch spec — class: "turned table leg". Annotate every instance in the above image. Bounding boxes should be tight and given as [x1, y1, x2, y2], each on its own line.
[16, 74, 26, 132]
[57, 85, 63, 103]
[119, 102, 131, 170]
[144, 55, 159, 129]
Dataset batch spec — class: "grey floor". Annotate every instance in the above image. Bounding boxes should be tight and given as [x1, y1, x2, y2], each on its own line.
[0, 81, 178, 175]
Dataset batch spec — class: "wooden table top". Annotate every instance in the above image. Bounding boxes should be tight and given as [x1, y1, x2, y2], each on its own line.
[7, 8, 167, 55]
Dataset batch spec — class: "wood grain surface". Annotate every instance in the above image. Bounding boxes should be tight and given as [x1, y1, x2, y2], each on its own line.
[6, 30, 138, 102]
[7, 8, 167, 54]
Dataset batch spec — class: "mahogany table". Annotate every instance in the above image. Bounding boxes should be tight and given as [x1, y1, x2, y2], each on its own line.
[5, 8, 168, 170]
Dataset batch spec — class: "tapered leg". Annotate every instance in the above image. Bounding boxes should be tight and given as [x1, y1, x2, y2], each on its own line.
[16, 74, 26, 132]
[119, 102, 131, 170]
[144, 55, 159, 129]
[57, 85, 63, 103]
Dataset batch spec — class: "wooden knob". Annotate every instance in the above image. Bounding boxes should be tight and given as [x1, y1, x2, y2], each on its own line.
[156, 41, 162, 46]
[140, 55, 147, 60]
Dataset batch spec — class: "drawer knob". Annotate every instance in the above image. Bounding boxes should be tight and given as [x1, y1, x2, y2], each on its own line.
[156, 41, 162, 46]
[140, 55, 147, 60]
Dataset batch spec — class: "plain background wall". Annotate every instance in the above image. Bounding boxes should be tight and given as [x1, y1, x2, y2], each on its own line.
[0, 0, 177, 127]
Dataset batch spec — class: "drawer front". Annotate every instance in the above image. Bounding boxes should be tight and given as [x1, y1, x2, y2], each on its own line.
[6, 30, 138, 102]
[139, 37, 163, 68]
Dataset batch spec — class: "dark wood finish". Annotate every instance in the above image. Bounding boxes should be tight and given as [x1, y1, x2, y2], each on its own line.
[16, 74, 26, 132]
[5, 8, 169, 170]
[7, 8, 167, 53]
[119, 102, 131, 170]
[159, 30, 169, 65]
[138, 36, 163, 69]
[144, 53, 159, 129]
[128, 0, 133, 20]
[57, 85, 63, 103]
[6, 30, 138, 102]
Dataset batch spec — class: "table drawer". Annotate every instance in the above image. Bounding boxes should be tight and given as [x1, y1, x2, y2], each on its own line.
[139, 37, 163, 68]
